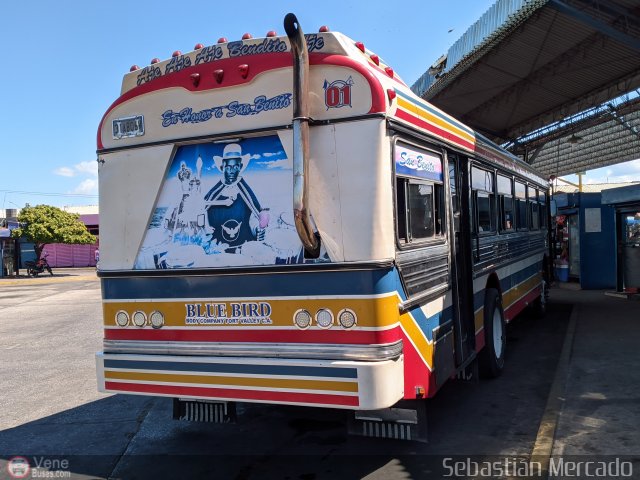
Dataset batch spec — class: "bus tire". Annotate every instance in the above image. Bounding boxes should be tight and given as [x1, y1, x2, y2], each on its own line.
[479, 288, 506, 378]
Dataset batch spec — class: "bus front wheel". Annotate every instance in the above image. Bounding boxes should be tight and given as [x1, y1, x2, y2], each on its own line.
[479, 288, 506, 378]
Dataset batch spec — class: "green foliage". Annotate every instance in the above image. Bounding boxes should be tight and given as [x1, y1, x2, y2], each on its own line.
[12, 205, 96, 259]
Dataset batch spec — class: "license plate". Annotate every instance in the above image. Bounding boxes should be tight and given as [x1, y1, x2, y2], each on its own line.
[112, 115, 145, 139]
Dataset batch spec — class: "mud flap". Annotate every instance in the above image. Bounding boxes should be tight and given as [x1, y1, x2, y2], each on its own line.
[348, 401, 428, 442]
[173, 398, 237, 423]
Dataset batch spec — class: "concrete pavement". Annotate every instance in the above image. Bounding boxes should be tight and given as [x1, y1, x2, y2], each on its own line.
[548, 287, 640, 458]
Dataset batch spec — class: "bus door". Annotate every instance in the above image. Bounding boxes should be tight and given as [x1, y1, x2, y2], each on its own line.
[446, 153, 477, 373]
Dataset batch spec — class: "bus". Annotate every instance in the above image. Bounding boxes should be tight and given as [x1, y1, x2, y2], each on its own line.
[95, 14, 549, 442]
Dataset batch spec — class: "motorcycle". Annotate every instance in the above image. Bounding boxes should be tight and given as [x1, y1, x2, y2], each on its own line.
[25, 254, 53, 277]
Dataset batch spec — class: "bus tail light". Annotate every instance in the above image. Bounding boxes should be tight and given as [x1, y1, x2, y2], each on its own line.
[338, 309, 357, 329]
[115, 311, 129, 327]
[315, 309, 334, 328]
[293, 309, 312, 329]
[150, 311, 165, 329]
[132, 311, 147, 327]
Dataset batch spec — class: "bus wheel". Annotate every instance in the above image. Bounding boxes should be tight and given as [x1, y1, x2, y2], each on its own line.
[479, 288, 506, 378]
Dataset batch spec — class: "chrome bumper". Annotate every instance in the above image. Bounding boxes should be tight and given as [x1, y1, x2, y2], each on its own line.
[103, 339, 403, 362]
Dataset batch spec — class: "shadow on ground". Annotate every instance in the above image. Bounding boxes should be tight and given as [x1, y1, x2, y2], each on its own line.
[0, 303, 571, 479]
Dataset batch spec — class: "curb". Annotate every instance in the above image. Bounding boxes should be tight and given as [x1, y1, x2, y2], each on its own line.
[529, 303, 578, 477]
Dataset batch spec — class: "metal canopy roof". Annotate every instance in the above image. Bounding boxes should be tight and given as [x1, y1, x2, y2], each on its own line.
[412, 0, 640, 177]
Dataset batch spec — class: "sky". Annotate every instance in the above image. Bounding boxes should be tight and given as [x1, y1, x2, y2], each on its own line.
[1, 0, 638, 210]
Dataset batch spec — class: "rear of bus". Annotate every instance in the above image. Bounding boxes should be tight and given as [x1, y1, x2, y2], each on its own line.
[94, 20, 438, 430]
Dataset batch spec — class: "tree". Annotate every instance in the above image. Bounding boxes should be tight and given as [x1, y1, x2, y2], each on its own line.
[11, 205, 97, 260]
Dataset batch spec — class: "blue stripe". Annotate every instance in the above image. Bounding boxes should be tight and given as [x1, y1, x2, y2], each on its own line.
[473, 262, 540, 310]
[104, 359, 358, 378]
[102, 268, 398, 300]
[395, 89, 476, 137]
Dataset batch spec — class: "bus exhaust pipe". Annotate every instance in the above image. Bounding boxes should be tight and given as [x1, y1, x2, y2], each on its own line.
[284, 13, 320, 258]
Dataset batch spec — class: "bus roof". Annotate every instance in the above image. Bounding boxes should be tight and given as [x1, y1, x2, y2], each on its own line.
[98, 28, 547, 186]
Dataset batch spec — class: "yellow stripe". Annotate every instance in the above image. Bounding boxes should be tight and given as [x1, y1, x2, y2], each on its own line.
[105, 370, 358, 392]
[397, 97, 476, 144]
[399, 312, 433, 370]
[103, 295, 400, 328]
[503, 273, 542, 310]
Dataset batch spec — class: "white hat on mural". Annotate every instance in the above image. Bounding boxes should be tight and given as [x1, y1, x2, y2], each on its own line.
[213, 143, 251, 173]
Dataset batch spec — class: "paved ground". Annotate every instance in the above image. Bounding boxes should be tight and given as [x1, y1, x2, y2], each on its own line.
[3, 273, 637, 478]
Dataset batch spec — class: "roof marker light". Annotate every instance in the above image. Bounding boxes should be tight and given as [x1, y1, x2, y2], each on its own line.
[194, 43, 204, 50]
[319, 26, 330, 32]
[387, 89, 397, 102]
[150, 58, 160, 64]
[385, 66, 394, 77]
[129, 65, 139, 72]
[242, 33, 253, 40]
[238, 64, 249, 79]
[214, 69, 224, 83]
[172, 50, 182, 57]
[266, 30, 277, 37]
[190, 73, 201, 87]
[217, 37, 228, 44]
[355, 41, 365, 53]
[370, 54, 380, 65]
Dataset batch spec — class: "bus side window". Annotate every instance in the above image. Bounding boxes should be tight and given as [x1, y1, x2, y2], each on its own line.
[471, 166, 495, 233]
[396, 178, 408, 242]
[497, 174, 514, 231]
[396, 177, 443, 244]
[529, 187, 540, 230]
[539, 191, 547, 229]
[408, 181, 435, 240]
[515, 181, 528, 230]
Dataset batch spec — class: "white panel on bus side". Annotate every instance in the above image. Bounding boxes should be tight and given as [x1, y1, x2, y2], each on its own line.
[98, 144, 174, 270]
[334, 119, 395, 262]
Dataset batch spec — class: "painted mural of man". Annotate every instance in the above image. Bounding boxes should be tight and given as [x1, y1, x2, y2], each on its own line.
[204, 143, 269, 250]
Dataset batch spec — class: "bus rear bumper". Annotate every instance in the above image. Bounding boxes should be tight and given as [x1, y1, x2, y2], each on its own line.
[96, 352, 404, 410]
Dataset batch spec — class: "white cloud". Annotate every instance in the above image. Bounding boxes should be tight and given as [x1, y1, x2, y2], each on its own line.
[54, 160, 98, 178]
[72, 179, 98, 195]
[263, 151, 284, 157]
[258, 158, 292, 170]
[54, 167, 75, 177]
[75, 161, 98, 177]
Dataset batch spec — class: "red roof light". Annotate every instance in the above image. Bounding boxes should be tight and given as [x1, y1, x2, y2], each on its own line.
[319, 26, 329, 32]
[242, 33, 253, 40]
[355, 41, 365, 53]
[194, 43, 204, 50]
[217, 37, 228, 44]
[150, 58, 160, 64]
[266, 30, 277, 37]
[129, 65, 139, 72]
[172, 51, 182, 57]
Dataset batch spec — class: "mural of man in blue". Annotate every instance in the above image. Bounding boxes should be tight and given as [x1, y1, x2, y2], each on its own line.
[204, 143, 267, 251]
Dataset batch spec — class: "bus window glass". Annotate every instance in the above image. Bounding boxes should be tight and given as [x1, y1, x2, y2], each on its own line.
[497, 174, 514, 231]
[476, 191, 494, 232]
[396, 178, 408, 242]
[539, 191, 547, 229]
[472, 166, 494, 192]
[394, 142, 444, 245]
[530, 188, 540, 230]
[515, 181, 528, 230]
[408, 182, 435, 240]
[449, 162, 458, 213]
[472, 166, 495, 233]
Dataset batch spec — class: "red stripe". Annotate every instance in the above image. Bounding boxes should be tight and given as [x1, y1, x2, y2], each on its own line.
[98, 52, 386, 149]
[395, 109, 475, 151]
[105, 381, 359, 407]
[104, 325, 402, 344]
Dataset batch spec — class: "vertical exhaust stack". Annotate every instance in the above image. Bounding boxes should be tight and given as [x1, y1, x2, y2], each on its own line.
[284, 13, 320, 258]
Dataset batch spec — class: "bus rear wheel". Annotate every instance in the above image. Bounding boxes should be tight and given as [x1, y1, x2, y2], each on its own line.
[479, 288, 506, 378]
